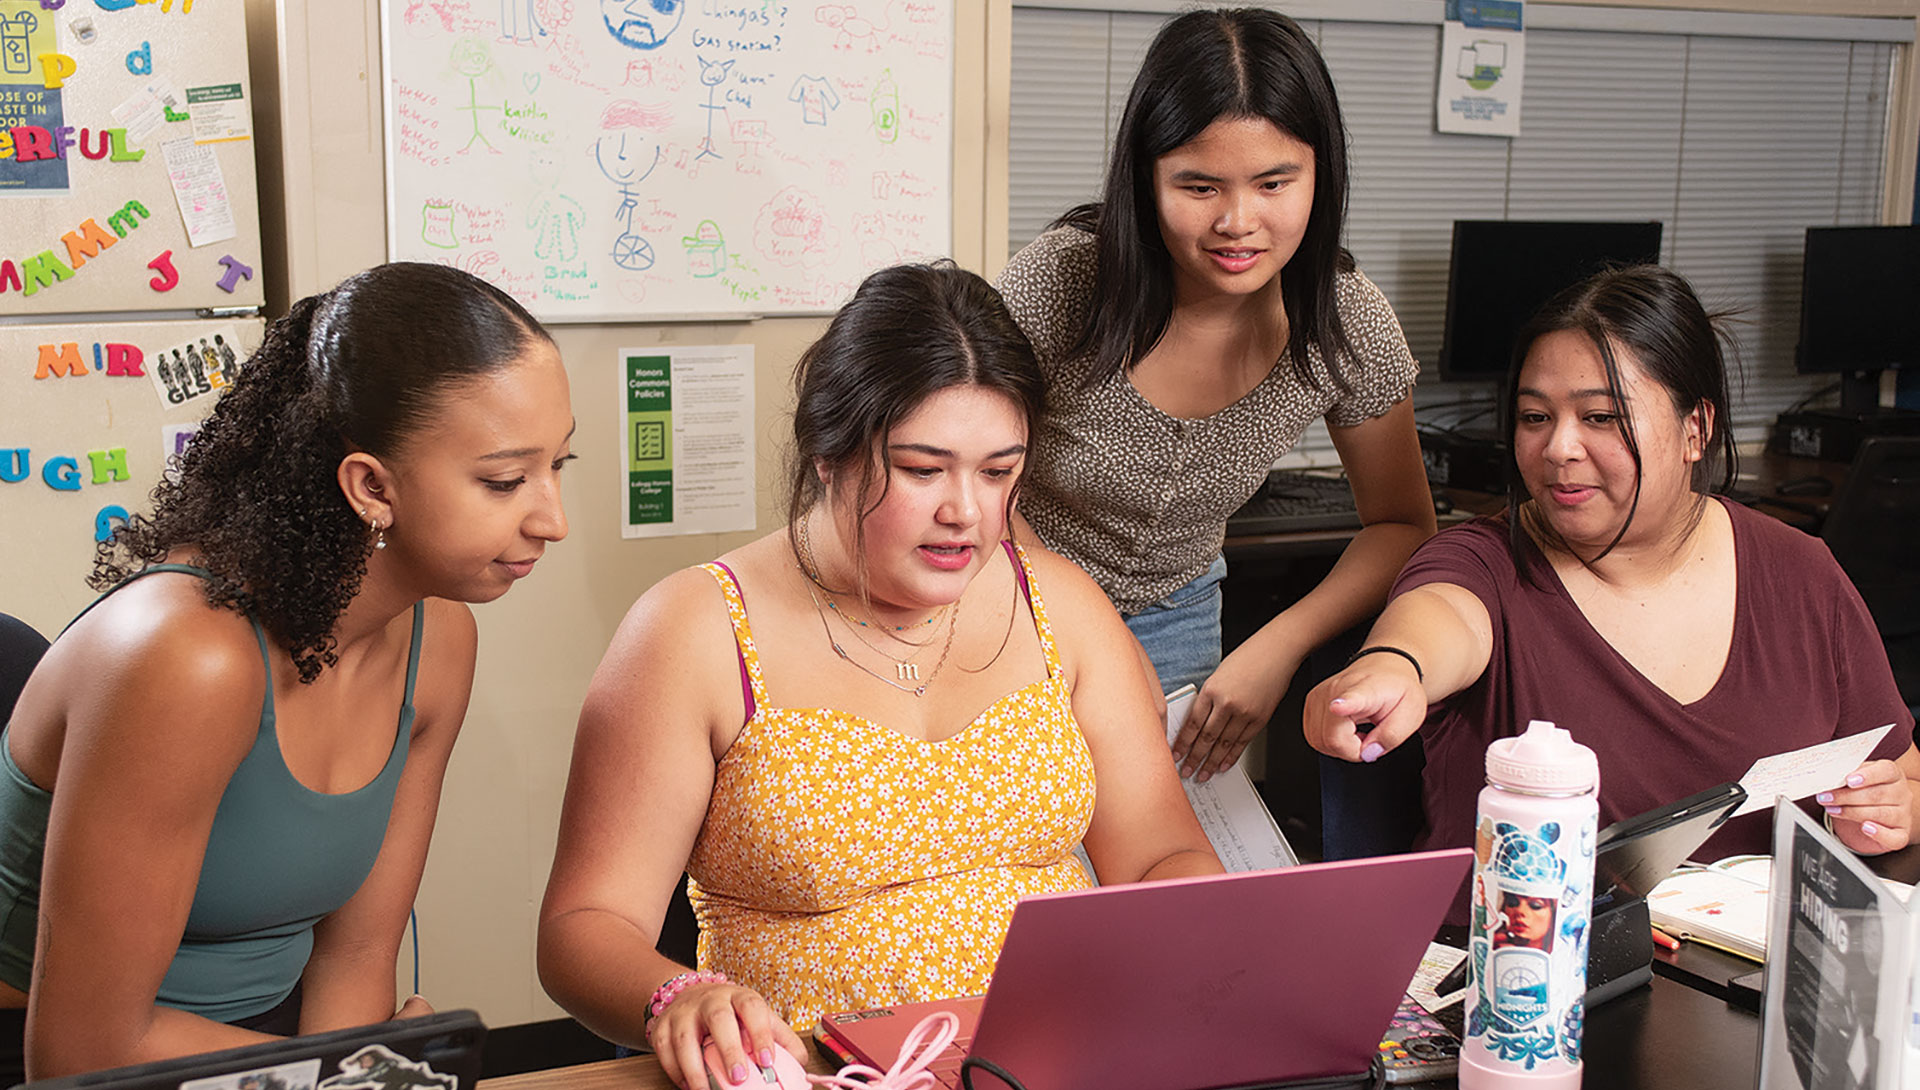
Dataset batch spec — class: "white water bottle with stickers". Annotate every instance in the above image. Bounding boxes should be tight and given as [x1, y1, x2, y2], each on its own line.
[1459, 720, 1599, 1090]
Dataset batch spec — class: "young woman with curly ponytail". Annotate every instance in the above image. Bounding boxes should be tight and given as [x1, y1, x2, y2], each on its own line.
[0, 263, 574, 1079]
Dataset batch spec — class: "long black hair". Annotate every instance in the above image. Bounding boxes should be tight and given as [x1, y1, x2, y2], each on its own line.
[787, 262, 1046, 598]
[95, 263, 553, 682]
[1501, 264, 1739, 571]
[1058, 6, 1354, 391]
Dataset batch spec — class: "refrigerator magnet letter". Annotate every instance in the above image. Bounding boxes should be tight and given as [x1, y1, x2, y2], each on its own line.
[35, 342, 86, 379]
[124, 40, 149, 76]
[20, 251, 75, 296]
[146, 249, 176, 291]
[87, 447, 129, 484]
[37, 52, 74, 87]
[95, 505, 129, 542]
[0, 451, 24, 485]
[214, 254, 251, 293]
[104, 343, 143, 375]
[41, 456, 80, 492]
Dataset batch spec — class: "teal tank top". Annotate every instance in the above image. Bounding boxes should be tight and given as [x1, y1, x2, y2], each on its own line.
[0, 564, 422, 1022]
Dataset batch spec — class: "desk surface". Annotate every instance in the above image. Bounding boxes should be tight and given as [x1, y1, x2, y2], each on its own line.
[480, 974, 1758, 1090]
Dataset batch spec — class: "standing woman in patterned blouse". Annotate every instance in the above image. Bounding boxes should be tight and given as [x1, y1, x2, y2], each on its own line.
[997, 7, 1437, 782]
[538, 263, 1219, 1090]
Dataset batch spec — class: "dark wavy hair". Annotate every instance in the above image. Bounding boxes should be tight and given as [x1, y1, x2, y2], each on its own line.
[1056, 6, 1354, 391]
[786, 262, 1046, 599]
[1501, 264, 1740, 573]
[95, 262, 552, 682]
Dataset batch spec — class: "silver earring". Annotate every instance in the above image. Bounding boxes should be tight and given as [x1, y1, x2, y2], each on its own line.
[373, 521, 387, 550]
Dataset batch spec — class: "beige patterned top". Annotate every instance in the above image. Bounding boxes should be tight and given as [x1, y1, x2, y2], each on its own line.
[996, 227, 1420, 613]
[686, 544, 1095, 1031]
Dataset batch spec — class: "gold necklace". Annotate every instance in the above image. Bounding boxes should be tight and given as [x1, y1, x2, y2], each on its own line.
[804, 580, 961, 697]
[796, 509, 950, 649]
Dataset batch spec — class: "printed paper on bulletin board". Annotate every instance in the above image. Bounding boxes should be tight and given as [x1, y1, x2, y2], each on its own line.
[0, 0, 265, 316]
[381, 0, 955, 322]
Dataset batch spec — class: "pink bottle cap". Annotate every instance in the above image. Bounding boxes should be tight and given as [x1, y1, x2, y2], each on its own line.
[1486, 719, 1599, 795]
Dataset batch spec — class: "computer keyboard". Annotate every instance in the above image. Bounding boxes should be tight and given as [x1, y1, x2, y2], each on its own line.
[1226, 469, 1364, 536]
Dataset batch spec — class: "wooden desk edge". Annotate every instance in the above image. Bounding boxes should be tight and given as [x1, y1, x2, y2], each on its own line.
[481, 1051, 835, 1090]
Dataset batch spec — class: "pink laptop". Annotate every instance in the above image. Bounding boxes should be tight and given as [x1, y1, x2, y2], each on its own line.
[819, 849, 1473, 1090]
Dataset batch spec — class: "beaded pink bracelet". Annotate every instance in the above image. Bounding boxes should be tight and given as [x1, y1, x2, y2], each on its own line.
[647, 970, 730, 1021]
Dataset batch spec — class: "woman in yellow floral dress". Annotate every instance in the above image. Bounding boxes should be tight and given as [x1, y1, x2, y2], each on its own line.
[537, 263, 1221, 1090]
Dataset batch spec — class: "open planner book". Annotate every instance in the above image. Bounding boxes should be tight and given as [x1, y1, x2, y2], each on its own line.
[1649, 853, 1914, 963]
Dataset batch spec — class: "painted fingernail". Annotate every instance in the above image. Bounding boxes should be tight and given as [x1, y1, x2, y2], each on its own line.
[759, 1050, 774, 1067]
[1361, 741, 1384, 763]
[1817, 792, 1834, 804]
[1825, 805, 1843, 815]
[731, 1063, 748, 1084]
[1847, 773, 1865, 788]
[1864, 822, 1881, 837]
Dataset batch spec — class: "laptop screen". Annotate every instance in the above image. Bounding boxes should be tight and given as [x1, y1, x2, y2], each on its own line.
[825, 850, 1473, 1090]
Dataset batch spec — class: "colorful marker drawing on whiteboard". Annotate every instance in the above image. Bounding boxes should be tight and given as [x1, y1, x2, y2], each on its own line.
[450, 38, 502, 155]
[787, 74, 838, 126]
[498, 0, 547, 44]
[754, 186, 836, 270]
[693, 55, 730, 164]
[526, 151, 584, 263]
[422, 199, 460, 248]
[602, 0, 681, 50]
[870, 66, 897, 143]
[595, 122, 661, 271]
[816, 4, 882, 53]
[729, 119, 767, 173]
[680, 219, 724, 278]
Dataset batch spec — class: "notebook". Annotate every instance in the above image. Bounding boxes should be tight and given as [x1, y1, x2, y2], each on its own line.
[15, 1010, 485, 1090]
[820, 849, 1474, 1090]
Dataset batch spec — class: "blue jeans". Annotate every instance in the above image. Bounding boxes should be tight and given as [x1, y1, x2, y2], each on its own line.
[1123, 554, 1227, 696]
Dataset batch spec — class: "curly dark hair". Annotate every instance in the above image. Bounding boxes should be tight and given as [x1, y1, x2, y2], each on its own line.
[94, 262, 552, 682]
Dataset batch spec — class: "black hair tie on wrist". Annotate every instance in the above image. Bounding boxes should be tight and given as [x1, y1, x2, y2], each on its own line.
[1344, 645, 1424, 682]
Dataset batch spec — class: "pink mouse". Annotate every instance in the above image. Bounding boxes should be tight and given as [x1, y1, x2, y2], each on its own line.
[702, 1038, 812, 1090]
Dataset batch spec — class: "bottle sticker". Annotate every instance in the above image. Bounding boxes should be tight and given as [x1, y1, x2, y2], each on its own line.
[1466, 812, 1596, 1070]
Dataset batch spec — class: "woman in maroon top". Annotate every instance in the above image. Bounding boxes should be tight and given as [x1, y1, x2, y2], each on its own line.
[1302, 265, 1918, 861]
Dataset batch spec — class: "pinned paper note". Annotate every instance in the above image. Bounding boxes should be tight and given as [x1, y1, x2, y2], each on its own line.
[111, 77, 182, 142]
[160, 136, 235, 246]
[185, 82, 248, 143]
[1731, 723, 1895, 817]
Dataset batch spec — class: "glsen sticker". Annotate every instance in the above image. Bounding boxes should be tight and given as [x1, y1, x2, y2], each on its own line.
[317, 1045, 457, 1090]
[178, 1056, 320, 1090]
[145, 325, 241, 406]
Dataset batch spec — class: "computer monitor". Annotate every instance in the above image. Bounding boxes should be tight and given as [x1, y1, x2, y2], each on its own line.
[1796, 225, 1920, 410]
[1438, 220, 1664, 382]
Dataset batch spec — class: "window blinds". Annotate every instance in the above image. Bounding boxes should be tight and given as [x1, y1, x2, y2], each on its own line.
[1007, 5, 1899, 461]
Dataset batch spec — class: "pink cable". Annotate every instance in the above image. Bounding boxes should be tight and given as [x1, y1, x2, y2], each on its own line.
[808, 1011, 960, 1090]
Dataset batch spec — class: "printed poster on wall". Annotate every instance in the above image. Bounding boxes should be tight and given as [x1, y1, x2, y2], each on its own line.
[0, 2, 69, 194]
[620, 345, 754, 539]
[1437, 0, 1524, 138]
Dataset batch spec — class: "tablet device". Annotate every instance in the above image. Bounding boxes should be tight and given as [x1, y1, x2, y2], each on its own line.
[1592, 782, 1746, 910]
[16, 1010, 485, 1090]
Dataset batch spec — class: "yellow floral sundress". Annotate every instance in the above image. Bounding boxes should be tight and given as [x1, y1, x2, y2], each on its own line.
[688, 542, 1096, 1031]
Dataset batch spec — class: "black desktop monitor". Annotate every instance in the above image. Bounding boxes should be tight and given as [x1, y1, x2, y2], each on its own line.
[1796, 225, 1920, 410]
[1438, 220, 1664, 382]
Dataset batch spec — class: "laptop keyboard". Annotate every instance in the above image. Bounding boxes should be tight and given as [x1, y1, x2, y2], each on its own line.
[928, 1028, 973, 1088]
[1226, 469, 1364, 536]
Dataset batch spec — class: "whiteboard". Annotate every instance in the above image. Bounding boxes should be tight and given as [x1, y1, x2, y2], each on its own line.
[0, 0, 265, 317]
[381, 0, 955, 322]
